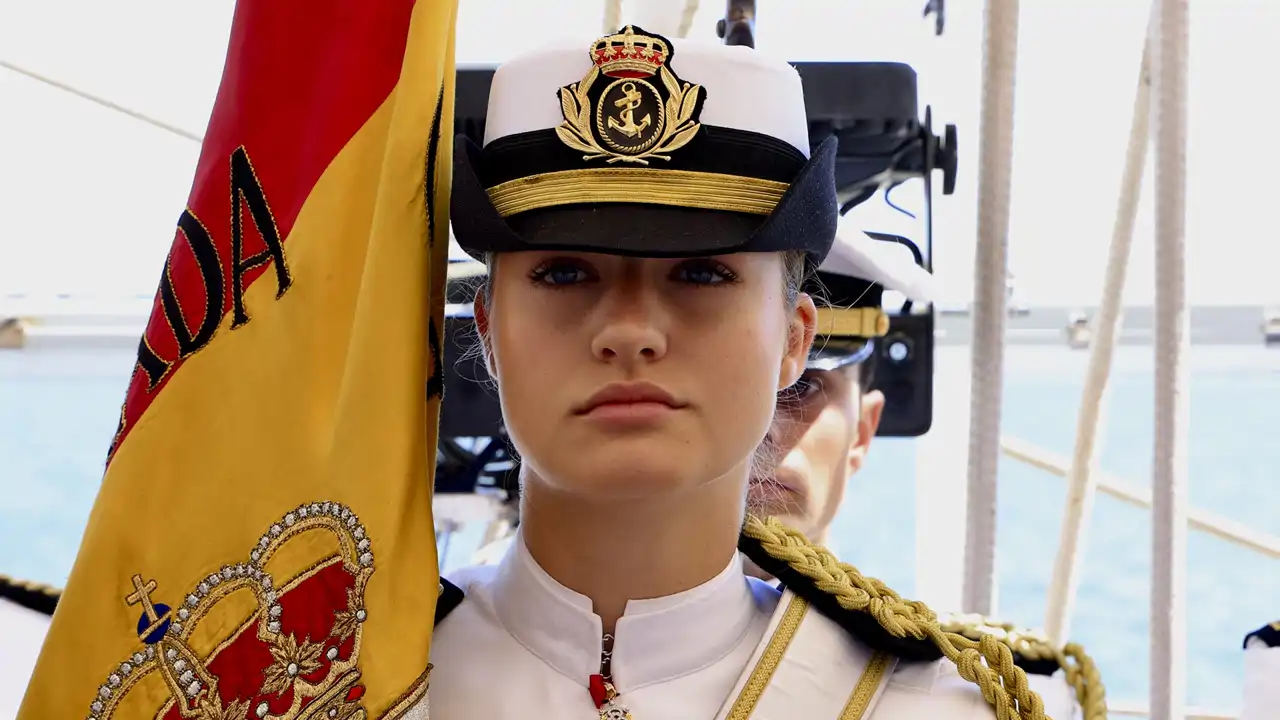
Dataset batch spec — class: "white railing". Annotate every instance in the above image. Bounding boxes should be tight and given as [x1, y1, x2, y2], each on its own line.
[1000, 436, 1280, 560]
[1000, 434, 1278, 720]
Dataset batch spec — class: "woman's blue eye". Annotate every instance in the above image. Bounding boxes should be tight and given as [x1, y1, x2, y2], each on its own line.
[532, 262, 591, 286]
[531, 259, 735, 287]
[673, 260, 735, 285]
[546, 266, 587, 284]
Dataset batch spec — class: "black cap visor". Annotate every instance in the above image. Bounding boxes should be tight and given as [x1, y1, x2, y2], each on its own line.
[808, 336, 875, 371]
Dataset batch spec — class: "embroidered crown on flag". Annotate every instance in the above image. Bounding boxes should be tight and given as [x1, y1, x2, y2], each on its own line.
[87, 502, 390, 720]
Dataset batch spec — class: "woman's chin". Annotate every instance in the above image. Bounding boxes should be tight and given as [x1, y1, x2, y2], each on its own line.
[566, 464, 697, 499]
[537, 447, 718, 500]
[511, 422, 760, 501]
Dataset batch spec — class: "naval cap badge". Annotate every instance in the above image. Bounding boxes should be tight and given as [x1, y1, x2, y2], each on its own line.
[556, 25, 706, 165]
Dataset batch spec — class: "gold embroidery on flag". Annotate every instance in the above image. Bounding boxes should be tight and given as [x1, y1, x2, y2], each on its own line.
[378, 664, 433, 720]
[88, 501, 380, 720]
[229, 146, 292, 329]
[111, 147, 291, 463]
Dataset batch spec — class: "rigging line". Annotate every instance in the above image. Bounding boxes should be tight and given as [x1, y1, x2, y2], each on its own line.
[1149, 0, 1192, 714]
[963, 0, 1021, 617]
[1043, 13, 1153, 646]
[0, 59, 204, 143]
[677, 0, 701, 38]
[603, 0, 623, 35]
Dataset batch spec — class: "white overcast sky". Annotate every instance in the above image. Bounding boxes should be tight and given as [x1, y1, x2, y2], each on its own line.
[1, 0, 1276, 305]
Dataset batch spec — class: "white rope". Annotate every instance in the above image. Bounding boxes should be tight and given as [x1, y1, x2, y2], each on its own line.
[616, 0, 702, 38]
[677, 0, 701, 38]
[603, 0, 623, 34]
[1150, 0, 1191, 715]
[1043, 13, 1155, 645]
[962, 0, 1020, 617]
[0, 59, 203, 143]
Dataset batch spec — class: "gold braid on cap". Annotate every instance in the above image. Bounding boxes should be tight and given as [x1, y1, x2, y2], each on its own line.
[739, 515, 1109, 720]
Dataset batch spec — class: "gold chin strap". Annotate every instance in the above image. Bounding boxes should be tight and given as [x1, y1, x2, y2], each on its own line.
[741, 515, 1109, 720]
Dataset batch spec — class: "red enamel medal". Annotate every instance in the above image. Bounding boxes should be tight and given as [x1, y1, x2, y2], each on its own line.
[589, 674, 634, 720]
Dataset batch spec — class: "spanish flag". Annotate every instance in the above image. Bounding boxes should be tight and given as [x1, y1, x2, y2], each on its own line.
[18, 1, 457, 718]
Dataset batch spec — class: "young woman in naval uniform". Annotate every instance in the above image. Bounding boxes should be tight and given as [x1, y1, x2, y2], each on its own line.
[408, 24, 1081, 720]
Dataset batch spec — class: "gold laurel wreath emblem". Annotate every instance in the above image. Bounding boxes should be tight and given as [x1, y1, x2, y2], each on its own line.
[556, 65, 703, 165]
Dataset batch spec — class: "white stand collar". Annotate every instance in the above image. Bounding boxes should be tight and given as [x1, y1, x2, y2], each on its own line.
[489, 533, 760, 694]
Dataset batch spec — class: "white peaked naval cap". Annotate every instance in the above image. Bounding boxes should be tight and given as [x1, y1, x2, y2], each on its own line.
[449, 25, 840, 263]
[819, 214, 936, 305]
[482, 32, 811, 156]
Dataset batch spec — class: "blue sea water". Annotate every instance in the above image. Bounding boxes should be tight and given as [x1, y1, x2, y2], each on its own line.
[1, 344, 1276, 713]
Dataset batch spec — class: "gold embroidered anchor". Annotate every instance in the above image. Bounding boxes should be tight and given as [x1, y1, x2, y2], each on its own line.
[556, 25, 705, 164]
[608, 82, 651, 138]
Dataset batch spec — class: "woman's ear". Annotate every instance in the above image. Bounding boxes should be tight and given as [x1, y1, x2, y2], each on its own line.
[473, 291, 496, 377]
[779, 292, 818, 391]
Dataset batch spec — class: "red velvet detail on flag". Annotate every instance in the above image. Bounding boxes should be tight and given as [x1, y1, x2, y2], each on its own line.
[157, 558, 359, 719]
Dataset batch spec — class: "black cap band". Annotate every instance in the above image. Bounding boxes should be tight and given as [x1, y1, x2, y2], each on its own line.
[451, 134, 839, 261]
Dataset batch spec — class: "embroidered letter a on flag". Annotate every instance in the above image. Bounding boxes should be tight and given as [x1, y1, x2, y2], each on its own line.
[17, 1, 458, 718]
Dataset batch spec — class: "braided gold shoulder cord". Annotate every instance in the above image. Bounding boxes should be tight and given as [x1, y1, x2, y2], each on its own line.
[742, 515, 1107, 720]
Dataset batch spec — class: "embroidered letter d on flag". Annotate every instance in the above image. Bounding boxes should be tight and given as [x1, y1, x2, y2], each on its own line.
[18, 1, 459, 718]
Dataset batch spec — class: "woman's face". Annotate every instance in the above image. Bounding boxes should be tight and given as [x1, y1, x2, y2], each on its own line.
[477, 251, 816, 502]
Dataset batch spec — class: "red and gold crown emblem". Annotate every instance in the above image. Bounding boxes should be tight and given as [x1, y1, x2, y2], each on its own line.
[591, 25, 669, 78]
[84, 501, 427, 720]
[556, 26, 705, 165]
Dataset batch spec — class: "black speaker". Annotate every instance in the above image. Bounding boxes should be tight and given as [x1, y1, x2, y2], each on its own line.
[871, 310, 934, 437]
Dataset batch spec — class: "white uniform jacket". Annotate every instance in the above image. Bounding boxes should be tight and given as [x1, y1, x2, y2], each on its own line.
[410, 535, 1080, 719]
